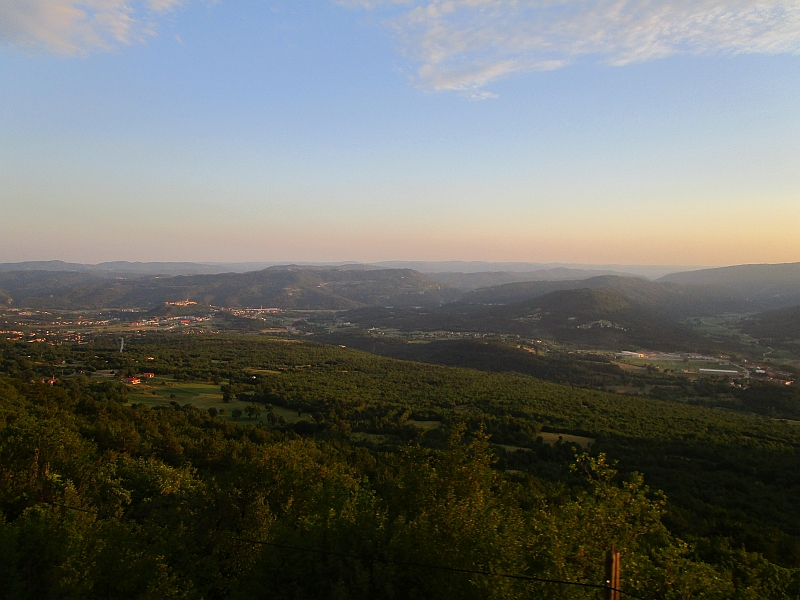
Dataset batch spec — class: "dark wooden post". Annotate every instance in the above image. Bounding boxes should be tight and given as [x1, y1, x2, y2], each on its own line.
[604, 548, 621, 600]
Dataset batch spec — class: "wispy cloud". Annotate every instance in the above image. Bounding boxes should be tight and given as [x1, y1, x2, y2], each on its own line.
[343, 0, 800, 91]
[0, 0, 186, 54]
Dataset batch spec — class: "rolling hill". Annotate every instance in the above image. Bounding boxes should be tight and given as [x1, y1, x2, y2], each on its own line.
[0, 271, 128, 307]
[344, 286, 712, 350]
[0, 260, 371, 276]
[659, 262, 800, 310]
[736, 305, 800, 345]
[373, 260, 696, 279]
[426, 267, 627, 291]
[459, 275, 748, 317]
[0, 267, 461, 310]
[0, 260, 237, 275]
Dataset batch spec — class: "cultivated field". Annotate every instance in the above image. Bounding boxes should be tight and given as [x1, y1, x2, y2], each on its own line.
[126, 376, 308, 426]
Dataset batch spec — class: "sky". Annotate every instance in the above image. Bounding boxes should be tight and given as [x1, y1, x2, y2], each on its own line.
[1, 0, 799, 266]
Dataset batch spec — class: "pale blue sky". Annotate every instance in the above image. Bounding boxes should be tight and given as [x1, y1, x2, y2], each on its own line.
[1, 0, 799, 265]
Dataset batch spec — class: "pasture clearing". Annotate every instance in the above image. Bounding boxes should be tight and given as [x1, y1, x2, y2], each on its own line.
[495, 432, 594, 452]
[127, 377, 307, 426]
[618, 356, 745, 375]
[496, 444, 532, 453]
[406, 420, 441, 429]
[538, 432, 595, 447]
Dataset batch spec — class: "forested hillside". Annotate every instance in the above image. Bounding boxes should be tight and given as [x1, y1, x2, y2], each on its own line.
[2, 334, 800, 600]
[737, 306, 800, 346]
[343, 288, 719, 351]
[659, 263, 800, 310]
[320, 334, 800, 418]
[460, 275, 749, 316]
[426, 267, 625, 291]
[6, 375, 782, 599]
[0, 268, 460, 310]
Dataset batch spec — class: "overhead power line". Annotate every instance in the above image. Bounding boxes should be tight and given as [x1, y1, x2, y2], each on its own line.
[231, 535, 648, 600]
[39, 500, 647, 599]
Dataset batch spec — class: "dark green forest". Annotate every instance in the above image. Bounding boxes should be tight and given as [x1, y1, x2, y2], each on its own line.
[2, 335, 800, 598]
[737, 306, 800, 349]
[320, 334, 800, 419]
[337, 289, 729, 352]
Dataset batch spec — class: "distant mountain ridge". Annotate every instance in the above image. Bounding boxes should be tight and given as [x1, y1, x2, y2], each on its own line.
[343, 286, 710, 351]
[0, 267, 460, 310]
[373, 260, 707, 279]
[0, 260, 703, 279]
[658, 262, 800, 310]
[0, 263, 800, 344]
[459, 275, 749, 317]
[736, 305, 800, 344]
[339, 261, 800, 350]
[0, 260, 341, 276]
[426, 268, 629, 291]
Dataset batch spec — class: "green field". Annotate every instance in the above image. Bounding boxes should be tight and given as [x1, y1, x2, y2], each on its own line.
[617, 356, 746, 375]
[127, 377, 309, 426]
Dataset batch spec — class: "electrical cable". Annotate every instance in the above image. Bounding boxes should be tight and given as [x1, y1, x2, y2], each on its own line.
[39, 500, 647, 599]
[230, 535, 648, 600]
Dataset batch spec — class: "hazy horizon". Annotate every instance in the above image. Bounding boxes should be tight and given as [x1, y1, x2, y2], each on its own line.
[0, 257, 756, 281]
[0, 257, 715, 269]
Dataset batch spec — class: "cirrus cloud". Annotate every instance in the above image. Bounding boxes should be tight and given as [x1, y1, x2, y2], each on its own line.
[342, 0, 800, 92]
[0, 0, 185, 54]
